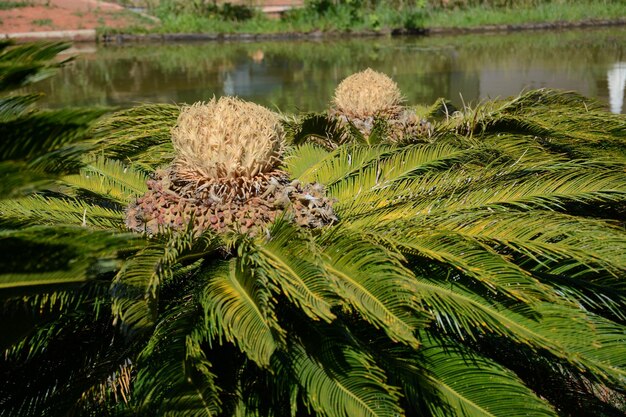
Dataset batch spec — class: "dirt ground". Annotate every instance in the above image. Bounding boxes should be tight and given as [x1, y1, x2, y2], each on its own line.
[0, 0, 144, 33]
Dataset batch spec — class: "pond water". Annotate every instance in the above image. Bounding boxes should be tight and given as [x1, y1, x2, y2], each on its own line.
[29, 27, 626, 114]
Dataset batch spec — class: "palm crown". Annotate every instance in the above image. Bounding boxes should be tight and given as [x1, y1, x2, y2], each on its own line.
[1, 45, 625, 417]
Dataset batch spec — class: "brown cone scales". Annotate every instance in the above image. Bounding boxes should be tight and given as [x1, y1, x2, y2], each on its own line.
[126, 97, 337, 236]
[330, 68, 431, 143]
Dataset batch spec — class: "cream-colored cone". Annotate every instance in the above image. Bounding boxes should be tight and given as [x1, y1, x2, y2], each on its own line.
[332, 68, 404, 118]
[171, 97, 285, 180]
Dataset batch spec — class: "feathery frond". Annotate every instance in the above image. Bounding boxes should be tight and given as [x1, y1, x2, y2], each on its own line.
[0, 194, 125, 229]
[284, 113, 349, 149]
[92, 103, 178, 169]
[434, 89, 626, 159]
[0, 226, 139, 291]
[0, 108, 109, 198]
[133, 298, 222, 417]
[111, 246, 164, 333]
[0, 108, 108, 163]
[417, 334, 558, 417]
[319, 229, 424, 348]
[288, 327, 403, 417]
[0, 94, 40, 122]
[0, 41, 70, 92]
[253, 220, 337, 323]
[200, 257, 282, 368]
[61, 157, 149, 204]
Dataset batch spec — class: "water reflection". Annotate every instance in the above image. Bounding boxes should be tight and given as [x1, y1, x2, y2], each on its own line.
[608, 62, 626, 114]
[27, 27, 626, 114]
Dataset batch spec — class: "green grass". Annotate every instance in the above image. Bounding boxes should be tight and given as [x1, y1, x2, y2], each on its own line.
[31, 18, 53, 27]
[427, 1, 626, 28]
[104, 0, 626, 35]
[103, 5, 417, 35]
[158, 14, 283, 34]
[0, 1, 33, 10]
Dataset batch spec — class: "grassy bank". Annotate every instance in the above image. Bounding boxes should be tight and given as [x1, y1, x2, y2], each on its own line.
[428, 1, 626, 28]
[103, 0, 626, 35]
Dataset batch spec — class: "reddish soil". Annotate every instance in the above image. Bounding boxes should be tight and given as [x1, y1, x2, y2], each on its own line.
[0, 0, 143, 33]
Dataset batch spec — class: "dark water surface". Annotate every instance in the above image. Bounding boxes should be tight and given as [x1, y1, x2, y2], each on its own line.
[29, 27, 626, 114]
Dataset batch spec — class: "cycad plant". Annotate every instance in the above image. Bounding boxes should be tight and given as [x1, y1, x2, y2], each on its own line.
[328, 68, 432, 144]
[125, 97, 336, 236]
[1, 48, 626, 417]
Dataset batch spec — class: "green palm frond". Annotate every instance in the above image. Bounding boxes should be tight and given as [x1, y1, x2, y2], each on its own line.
[408, 272, 626, 385]
[132, 141, 178, 172]
[294, 139, 585, 215]
[232, 400, 263, 417]
[2, 281, 110, 359]
[3, 280, 109, 321]
[416, 210, 626, 277]
[253, 220, 337, 323]
[435, 89, 626, 159]
[288, 327, 403, 417]
[111, 246, 164, 333]
[337, 161, 625, 224]
[112, 229, 219, 334]
[0, 42, 110, 199]
[328, 143, 480, 193]
[0, 108, 109, 198]
[0, 311, 136, 417]
[357, 328, 558, 417]
[200, 257, 282, 368]
[0, 94, 40, 122]
[410, 272, 545, 339]
[319, 229, 424, 348]
[321, 147, 497, 208]
[0, 160, 55, 197]
[293, 144, 388, 186]
[502, 89, 605, 112]
[133, 299, 222, 417]
[292, 140, 486, 191]
[496, 89, 623, 142]
[61, 157, 149, 204]
[476, 134, 570, 167]
[0, 111, 109, 200]
[284, 112, 349, 149]
[92, 103, 178, 168]
[0, 282, 113, 358]
[423, 167, 625, 214]
[0, 41, 70, 92]
[0, 226, 140, 292]
[377, 230, 551, 303]
[282, 142, 330, 179]
[3, 311, 68, 362]
[0, 194, 125, 229]
[0, 108, 108, 163]
[532, 304, 626, 386]
[372, 210, 626, 317]
[417, 334, 558, 417]
[227, 355, 298, 417]
[544, 274, 626, 324]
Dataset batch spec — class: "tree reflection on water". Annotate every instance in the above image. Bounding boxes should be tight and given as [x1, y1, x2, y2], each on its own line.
[25, 27, 626, 113]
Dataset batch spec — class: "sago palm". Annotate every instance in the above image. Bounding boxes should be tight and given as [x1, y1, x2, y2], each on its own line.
[1, 49, 625, 417]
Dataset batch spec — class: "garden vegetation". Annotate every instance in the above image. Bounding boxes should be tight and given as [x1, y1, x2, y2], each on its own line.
[0, 41, 625, 417]
[109, 0, 626, 35]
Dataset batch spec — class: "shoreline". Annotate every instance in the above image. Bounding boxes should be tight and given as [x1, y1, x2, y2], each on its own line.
[2, 17, 625, 43]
